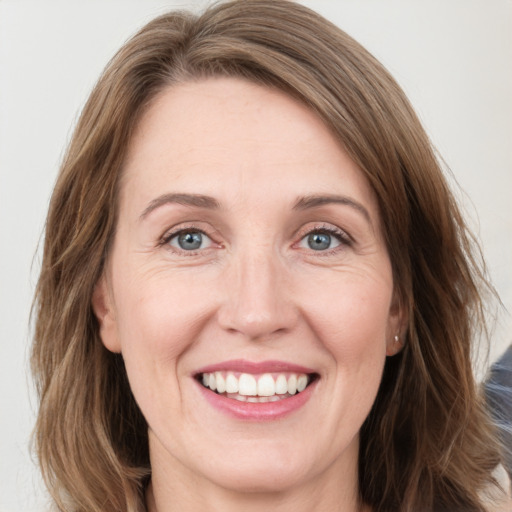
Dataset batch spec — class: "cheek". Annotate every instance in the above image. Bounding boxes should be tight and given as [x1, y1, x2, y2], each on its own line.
[304, 274, 392, 352]
[302, 274, 391, 396]
[111, 271, 217, 427]
[320, 296, 388, 385]
[112, 268, 215, 370]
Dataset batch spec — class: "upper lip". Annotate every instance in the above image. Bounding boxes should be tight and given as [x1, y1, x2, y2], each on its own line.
[195, 359, 316, 375]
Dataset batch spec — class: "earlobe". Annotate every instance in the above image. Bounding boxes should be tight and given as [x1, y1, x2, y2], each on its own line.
[386, 334, 404, 356]
[386, 291, 408, 356]
[91, 276, 121, 353]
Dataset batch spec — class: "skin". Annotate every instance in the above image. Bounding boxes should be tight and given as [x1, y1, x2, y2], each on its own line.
[93, 77, 404, 512]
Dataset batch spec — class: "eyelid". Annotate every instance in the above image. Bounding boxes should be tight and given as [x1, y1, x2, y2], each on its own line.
[158, 221, 352, 255]
[296, 223, 352, 243]
[293, 222, 353, 253]
[158, 222, 221, 253]
[168, 230, 213, 251]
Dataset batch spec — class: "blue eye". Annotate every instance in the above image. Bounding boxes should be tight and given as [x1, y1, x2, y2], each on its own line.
[168, 230, 212, 251]
[307, 232, 333, 250]
[298, 229, 344, 251]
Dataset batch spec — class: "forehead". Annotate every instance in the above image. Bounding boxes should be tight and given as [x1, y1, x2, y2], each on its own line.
[120, 77, 378, 218]
[126, 77, 337, 167]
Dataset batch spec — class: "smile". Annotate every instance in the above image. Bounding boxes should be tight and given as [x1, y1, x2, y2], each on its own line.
[194, 360, 319, 419]
[199, 371, 315, 402]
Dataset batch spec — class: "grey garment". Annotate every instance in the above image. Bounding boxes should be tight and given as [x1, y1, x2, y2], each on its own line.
[485, 344, 512, 479]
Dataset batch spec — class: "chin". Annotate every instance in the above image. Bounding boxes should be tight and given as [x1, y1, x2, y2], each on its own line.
[205, 459, 311, 494]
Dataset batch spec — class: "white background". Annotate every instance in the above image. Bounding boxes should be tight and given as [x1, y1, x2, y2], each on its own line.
[1, 1, 511, 511]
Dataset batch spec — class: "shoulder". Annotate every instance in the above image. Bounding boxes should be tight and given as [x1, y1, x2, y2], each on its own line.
[482, 464, 512, 512]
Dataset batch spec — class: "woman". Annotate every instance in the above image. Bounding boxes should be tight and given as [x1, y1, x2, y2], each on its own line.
[31, 1, 509, 511]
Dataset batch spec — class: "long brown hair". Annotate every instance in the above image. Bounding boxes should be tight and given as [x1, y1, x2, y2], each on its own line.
[32, 1, 502, 510]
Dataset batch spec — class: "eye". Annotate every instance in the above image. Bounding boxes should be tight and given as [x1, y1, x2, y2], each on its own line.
[167, 230, 213, 251]
[306, 232, 337, 251]
[297, 227, 350, 252]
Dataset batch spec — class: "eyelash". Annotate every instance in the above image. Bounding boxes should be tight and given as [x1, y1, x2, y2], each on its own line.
[159, 224, 216, 254]
[295, 224, 353, 254]
[158, 223, 352, 255]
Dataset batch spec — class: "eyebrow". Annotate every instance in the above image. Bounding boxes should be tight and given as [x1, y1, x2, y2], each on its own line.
[139, 192, 372, 224]
[293, 194, 372, 224]
[139, 193, 220, 220]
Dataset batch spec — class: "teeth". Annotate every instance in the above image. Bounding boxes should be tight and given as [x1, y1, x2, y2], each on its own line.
[208, 373, 217, 391]
[275, 374, 288, 395]
[297, 374, 308, 392]
[257, 374, 275, 396]
[239, 374, 257, 396]
[287, 374, 297, 395]
[225, 373, 238, 393]
[227, 392, 292, 403]
[215, 372, 226, 394]
[201, 371, 312, 398]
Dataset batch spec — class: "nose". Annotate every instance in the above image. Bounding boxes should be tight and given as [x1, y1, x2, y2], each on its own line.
[217, 248, 298, 341]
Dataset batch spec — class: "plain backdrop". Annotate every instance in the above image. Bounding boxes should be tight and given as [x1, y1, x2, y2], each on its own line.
[1, 1, 511, 511]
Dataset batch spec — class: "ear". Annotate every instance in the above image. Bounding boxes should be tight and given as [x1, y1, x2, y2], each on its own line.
[91, 275, 121, 353]
[386, 290, 408, 357]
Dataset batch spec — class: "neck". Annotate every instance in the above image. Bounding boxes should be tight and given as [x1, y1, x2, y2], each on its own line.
[146, 479, 366, 512]
[146, 434, 368, 512]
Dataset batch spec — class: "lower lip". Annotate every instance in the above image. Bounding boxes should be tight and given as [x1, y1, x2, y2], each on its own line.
[196, 379, 317, 421]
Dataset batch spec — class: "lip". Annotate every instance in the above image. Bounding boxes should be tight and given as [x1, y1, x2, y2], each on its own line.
[196, 379, 317, 420]
[194, 359, 318, 421]
[195, 359, 316, 375]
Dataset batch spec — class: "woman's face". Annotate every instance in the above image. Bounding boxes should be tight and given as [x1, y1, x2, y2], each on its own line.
[94, 77, 402, 495]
